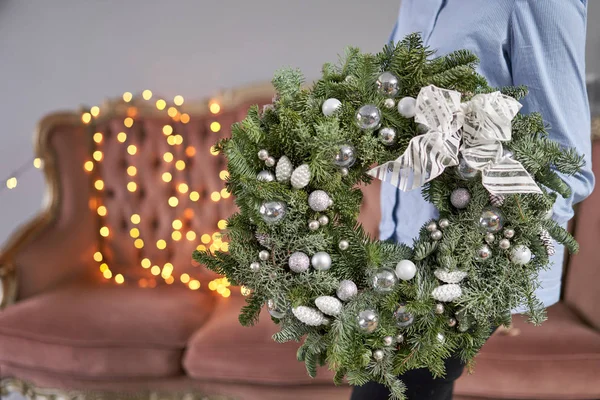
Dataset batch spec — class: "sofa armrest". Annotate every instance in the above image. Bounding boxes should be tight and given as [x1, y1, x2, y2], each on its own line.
[0, 113, 97, 307]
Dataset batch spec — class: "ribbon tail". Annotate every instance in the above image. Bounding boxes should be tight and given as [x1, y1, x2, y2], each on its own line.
[482, 157, 542, 195]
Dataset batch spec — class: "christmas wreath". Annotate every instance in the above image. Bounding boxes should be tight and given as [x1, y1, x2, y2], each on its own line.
[194, 34, 583, 398]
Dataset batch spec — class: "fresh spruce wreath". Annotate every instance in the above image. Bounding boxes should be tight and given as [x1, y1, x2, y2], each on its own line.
[194, 34, 583, 398]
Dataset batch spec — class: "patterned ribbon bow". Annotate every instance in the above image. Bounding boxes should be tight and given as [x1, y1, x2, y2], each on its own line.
[368, 85, 541, 195]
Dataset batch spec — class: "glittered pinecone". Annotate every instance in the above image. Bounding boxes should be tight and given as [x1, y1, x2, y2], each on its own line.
[292, 306, 328, 326]
[431, 284, 463, 302]
[255, 232, 271, 247]
[276, 156, 293, 183]
[291, 164, 311, 189]
[489, 192, 505, 207]
[540, 229, 556, 256]
[434, 269, 468, 284]
[314, 296, 343, 317]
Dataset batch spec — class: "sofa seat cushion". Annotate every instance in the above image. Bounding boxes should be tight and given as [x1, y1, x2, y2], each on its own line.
[183, 295, 335, 385]
[455, 303, 600, 399]
[0, 280, 215, 379]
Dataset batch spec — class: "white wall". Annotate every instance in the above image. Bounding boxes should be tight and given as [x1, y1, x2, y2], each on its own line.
[0, 0, 399, 245]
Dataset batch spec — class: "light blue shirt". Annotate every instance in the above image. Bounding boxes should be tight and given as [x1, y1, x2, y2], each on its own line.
[384, 0, 595, 310]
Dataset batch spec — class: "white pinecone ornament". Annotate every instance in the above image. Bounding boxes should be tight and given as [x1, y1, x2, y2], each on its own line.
[315, 296, 343, 317]
[276, 156, 293, 183]
[431, 284, 463, 302]
[292, 306, 328, 326]
[255, 232, 271, 247]
[434, 269, 468, 284]
[540, 229, 556, 256]
[489, 193, 505, 207]
[291, 164, 311, 189]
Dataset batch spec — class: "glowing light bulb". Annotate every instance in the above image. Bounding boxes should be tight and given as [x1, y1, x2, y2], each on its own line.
[217, 286, 226, 294]
[130, 228, 140, 238]
[210, 146, 219, 156]
[185, 146, 196, 157]
[209, 103, 221, 114]
[93, 132, 103, 143]
[142, 90, 153, 100]
[134, 238, 144, 249]
[97, 205, 107, 216]
[189, 191, 200, 201]
[6, 177, 17, 189]
[210, 122, 221, 132]
[212, 232, 222, 240]
[123, 92, 133, 102]
[174, 135, 183, 145]
[172, 219, 183, 230]
[162, 125, 173, 136]
[156, 99, 167, 110]
[94, 180, 104, 190]
[84, 161, 94, 172]
[99, 263, 109, 272]
[174, 95, 184, 106]
[93, 151, 103, 161]
[150, 265, 161, 276]
[220, 188, 230, 198]
[124, 117, 134, 128]
[221, 242, 229, 252]
[82, 113, 92, 124]
[168, 196, 179, 207]
[219, 170, 229, 180]
[196, 245, 206, 253]
[241, 286, 251, 296]
[172, 231, 182, 241]
[127, 107, 138, 118]
[156, 239, 167, 250]
[127, 166, 137, 176]
[161, 263, 173, 278]
[208, 281, 217, 291]
[33, 158, 42, 169]
[184, 208, 194, 219]
[131, 214, 141, 224]
[222, 288, 231, 298]
[167, 107, 178, 118]
[141, 258, 151, 268]
[127, 182, 137, 192]
[117, 132, 127, 142]
[103, 269, 113, 279]
[165, 276, 175, 284]
[217, 220, 227, 230]
[178, 183, 189, 193]
[175, 160, 186, 170]
[189, 280, 201, 290]
[127, 145, 137, 155]
[167, 136, 176, 146]
[180, 273, 190, 284]
[162, 172, 172, 182]
[186, 231, 196, 241]
[115, 274, 124, 284]
[163, 152, 173, 162]
[180, 113, 190, 124]
[211, 192, 221, 202]
[100, 226, 110, 237]
[93, 251, 103, 262]
[201, 234, 211, 244]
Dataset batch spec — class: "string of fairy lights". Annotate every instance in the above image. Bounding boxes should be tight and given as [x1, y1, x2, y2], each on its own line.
[3, 89, 249, 298]
[1, 157, 43, 193]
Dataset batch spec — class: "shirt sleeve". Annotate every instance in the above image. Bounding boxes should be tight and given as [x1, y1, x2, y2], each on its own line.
[510, 0, 595, 224]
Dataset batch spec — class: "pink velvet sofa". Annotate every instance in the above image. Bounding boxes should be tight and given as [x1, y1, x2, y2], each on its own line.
[0, 84, 599, 400]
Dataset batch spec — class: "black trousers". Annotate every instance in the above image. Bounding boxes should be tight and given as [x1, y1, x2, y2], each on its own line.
[349, 353, 466, 400]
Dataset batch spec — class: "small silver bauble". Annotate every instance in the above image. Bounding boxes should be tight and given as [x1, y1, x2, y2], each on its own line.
[318, 215, 329, 226]
[250, 262, 260, 271]
[396, 333, 405, 344]
[372, 267, 398, 293]
[355, 104, 382, 130]
[311, 251, 332, 271]
[308, 190, 332, 212]
[258, 149, 269, 160]
[450, 188, 471, 209]
[337, 280, 358, 301]
[426, 221, 438, 232]
[397, 96, 417, 118]
[430, 230, 443, 241]
[439, 219, 450, 229]
[476, 245, 492, 261]
[499, 238, 511, 249]
[448, 318, 457, 327]
[373, 349, 385, 361]
[434, 303, 445, 314]
[504, 228, 515, 239]
[308, 220, 320, 231]
[378, 127, 397, 146]
[340, 167, 349, 177]
[322, 98, 342, 116]
[457, 157, 478, 179]
[485, 233, 495, 244]
[259, 201, 287, 224]
[339, 240, 349, 251]
[394, 304, 414, 328]
[267, 299, 286, 319]
[479, 207, 505, 233]
[257, 170, 275, 182]
[334, 143, 356, 168]
[376, 71, 400, 96]
[510, 245, 532, 265]
[289, 251, 310, 273]
[258, 250, 270, 261]
[383, 336, 394, 346]
[395, 259, 416, 281]
[384, 98, 395, 109]
[265, 156, 276, 167]
[357, 309, 379, 333]
[437, 333, 445, 343]
[268, 271, 277, 279]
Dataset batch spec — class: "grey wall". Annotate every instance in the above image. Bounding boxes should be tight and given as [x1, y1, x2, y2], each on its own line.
[1, 0, 599, 246]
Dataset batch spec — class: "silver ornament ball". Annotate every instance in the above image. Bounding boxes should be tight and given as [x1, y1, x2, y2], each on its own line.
[426, 221, 438, 232]
[373, 350, 385, 361]
[476, 244, 492, 262]
[318, 215, 329, 226]
[448, 318, 457, 327]
[340, 167, 349, 177]
[395, 333, 405, 344]
[311, 251, 332, 271]
[499, 238, 511, 249]
[334, 143, 357, 168]
[485, 233, 495, 244]
[372, 267, 398, 293]
[308, 220, 320, 231]
[257, 170, 275, 182]
[267, 299, 286, 318]
[289, 252, 310, 273]
[510, 245, 532, 265]
[337, 280, 358, 301]
[383, 336, 394, 346]
[355, 104, 382, 130]
[308, 190, 332, 212]
[250, 262, 260, 272]
[394, 304, 414, 328]
[265, 156, 276, 167]
[322, 98, 342, 116]
[457, 157, 478, 179]
[431, 230, 443, 241]
[384, 98, 395, 109]
[258, 250, 270, 261]
[395, 259, 417, 281]
[450, 188, 471, 209]
[479, 207, 505, 233]
[397, 96, 417, 118]
[437, 333, 445, 344]
[504, 228, 515, 239]
[434, 303, 445, 314]
[339, 240, 350, 251]
[378, 127, 397, 146]
[259, 201, 287, 224]
[258, 149, 269, 161]
[357, 309, 379, 333]
[376, 71, 401, 96]
[439, 219, 450, 229]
